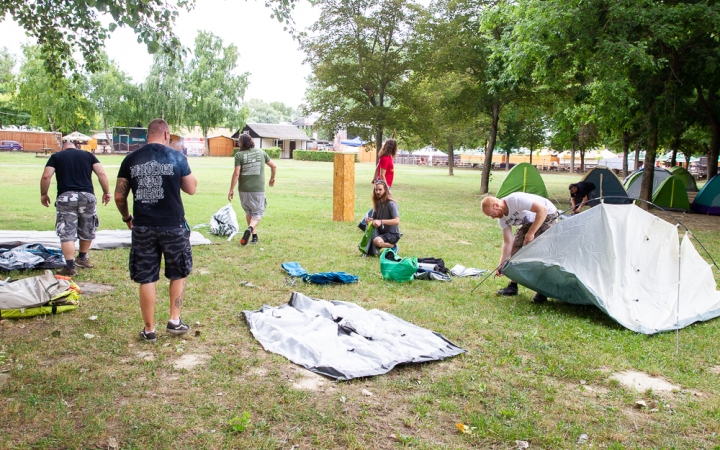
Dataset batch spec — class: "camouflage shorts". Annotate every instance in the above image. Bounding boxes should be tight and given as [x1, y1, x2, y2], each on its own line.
[512, 212, 559, 253]
[55, 191, 98, 243]
[129, 224, 193, 284]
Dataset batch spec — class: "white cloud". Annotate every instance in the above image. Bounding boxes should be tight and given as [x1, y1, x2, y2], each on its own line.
[1, 1, 319, 109]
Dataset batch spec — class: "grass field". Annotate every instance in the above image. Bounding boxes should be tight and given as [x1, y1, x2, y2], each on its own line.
[1, 152, 719, 449]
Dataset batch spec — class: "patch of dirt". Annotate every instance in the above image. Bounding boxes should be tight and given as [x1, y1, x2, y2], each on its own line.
[136, 351, 155, 362]
[289, 368, 331, 391]
[75, 282, 115, 296]
[610, 370, 680, 393]
[197, 268, 211, 275]
[172, 353, 211, 370]
[0, 374, 8, 389]
[653, 210, 720, 232]
[710, 366, 720, 374]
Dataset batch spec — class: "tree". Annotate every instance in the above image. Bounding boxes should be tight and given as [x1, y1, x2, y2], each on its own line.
[245, 99, 297, 124]
[300, 0, 420, 155]
[184, 31, 249, 154]
[87, 53, 133, 145]
[16, 45, 94, 135]
[142, 53, 188, 129]
[0, 47, 30, 127]
[1, 0, 301, 77]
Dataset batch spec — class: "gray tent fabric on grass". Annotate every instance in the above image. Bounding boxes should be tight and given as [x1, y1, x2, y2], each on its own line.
[194, 204, 240, 241]
[0, 230, 212, 250]
[502, 204, 720, 334]
[244, 292, 466, 380]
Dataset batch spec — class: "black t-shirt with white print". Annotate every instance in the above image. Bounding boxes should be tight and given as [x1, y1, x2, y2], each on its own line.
[117, 143, 192, 227]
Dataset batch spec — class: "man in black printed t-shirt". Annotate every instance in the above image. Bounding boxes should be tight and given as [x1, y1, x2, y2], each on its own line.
[115, 119, 198, 343]
[40, 141, 112, 276]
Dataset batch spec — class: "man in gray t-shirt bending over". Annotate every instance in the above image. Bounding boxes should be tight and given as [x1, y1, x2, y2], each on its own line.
[481, 192, 558, 303]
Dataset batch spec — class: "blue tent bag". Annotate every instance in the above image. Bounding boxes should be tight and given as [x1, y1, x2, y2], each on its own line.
[379, 248, 418, 282]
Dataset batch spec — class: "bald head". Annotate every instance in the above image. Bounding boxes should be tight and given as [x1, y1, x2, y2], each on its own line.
[61, 141, 76, 150]
[482, 196, 506, 219]
[147, 118, 170, 144]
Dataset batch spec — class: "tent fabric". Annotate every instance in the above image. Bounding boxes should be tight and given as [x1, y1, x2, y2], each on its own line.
[691, 174, 720, 215]
[651, 175, 690, 211]
[623, 168, 673, 198]
[282, 262, 308, 277]
[0, 244, 65, 272]
[0, 230, 212, 250]
[302, 272, 358, 285]
[501, 204, 720, 334]
[668, 166, 698, 191]
[243, 291, 466, 380]
[580, 167, 632, 205]
[496, 162, 549, 199]
[0, 270, 73, 310]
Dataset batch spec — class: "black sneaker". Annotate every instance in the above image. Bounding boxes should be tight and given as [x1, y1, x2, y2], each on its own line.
[497, 282, 518, 296]
[139, 329, 157, 343]
[240, 227, 252, 246]
[532, 293, 548, 304]
[166, 319, 190, 335]
[250, 234, 258, 244]
[358, 222, 367, 232]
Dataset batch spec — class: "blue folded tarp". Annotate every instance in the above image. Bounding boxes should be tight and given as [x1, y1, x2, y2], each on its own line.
[282, 262, 308, 277]
[303, 272, 358, 285]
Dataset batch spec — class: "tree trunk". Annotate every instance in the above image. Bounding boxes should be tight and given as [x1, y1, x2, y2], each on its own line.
[506, 148, 511, 171]
[580, 148, 585, 173]
[634, 141, 641, 172]
[447, 138, 454, 176]
[622, 131, 631, 178]
[570, 142, 576, 173]
[375, 127, 383, 161]
[639, 122, 659, 211]
[529, 145, 533, 165]
[696, 85, 719, 180]
[103, 117, 113, 154]
[481, 103, 500, 194]
[669, 132, 680, 168]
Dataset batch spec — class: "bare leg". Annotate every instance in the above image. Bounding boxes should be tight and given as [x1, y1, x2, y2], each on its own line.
[373, 237, 394, 249]
[139, 282, 157, 332]
[78, 240, 92, 253]
[245, 214, 261, 232]
[169, 278, 186, 321]
[245, 214, 251, 226]
[60, 241, 75, 261]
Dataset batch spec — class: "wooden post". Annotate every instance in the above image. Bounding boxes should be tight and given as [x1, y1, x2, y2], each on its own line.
[333, 152, 355, 222]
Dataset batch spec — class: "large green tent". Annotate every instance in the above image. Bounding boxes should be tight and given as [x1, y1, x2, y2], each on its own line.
[652, 175, 690, 211]
[496, 162, 548, 199]
[668, 166, 698, 191]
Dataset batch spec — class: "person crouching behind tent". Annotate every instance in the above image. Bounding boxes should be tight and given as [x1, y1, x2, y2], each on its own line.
[569, 182, 596, 214]
[481, 193, 559, 303]
[364, 180, 401, 256]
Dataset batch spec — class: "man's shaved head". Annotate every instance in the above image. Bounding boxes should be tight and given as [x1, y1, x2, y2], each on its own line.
[61, 141, 76, 150]
[147, 118, 169, 137]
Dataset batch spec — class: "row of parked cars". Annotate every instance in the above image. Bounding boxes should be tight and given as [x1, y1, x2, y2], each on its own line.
[0, 140, 23, 151]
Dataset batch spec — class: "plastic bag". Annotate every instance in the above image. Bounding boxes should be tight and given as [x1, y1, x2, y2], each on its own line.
[358, 223, 375, 254]
[379, 248, 418, 282]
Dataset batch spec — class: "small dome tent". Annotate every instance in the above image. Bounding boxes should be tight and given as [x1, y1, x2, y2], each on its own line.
[580, 166, 632, 205]
[502, 204, 720, 334]
[623, 167, 674, 198]
[651, 175, 690, 211]
[668, 166, 698, 191]
[496, 162, 548, 199]
[691, 174, 720, 215]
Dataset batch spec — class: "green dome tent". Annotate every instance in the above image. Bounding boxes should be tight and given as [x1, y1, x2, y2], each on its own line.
[496, 162, 548, 199]
[668, 166, 698, 191]
[580, 166, 632, 205]
[623, 167, 673, 199]
[691, 174, 720, 215]
[652, 175, 690, 211]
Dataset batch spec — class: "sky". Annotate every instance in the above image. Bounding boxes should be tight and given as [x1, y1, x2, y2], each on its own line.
[0, 0, 320, 109]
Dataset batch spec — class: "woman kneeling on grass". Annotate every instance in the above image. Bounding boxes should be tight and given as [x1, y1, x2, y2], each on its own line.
[365, 180, 401, 256]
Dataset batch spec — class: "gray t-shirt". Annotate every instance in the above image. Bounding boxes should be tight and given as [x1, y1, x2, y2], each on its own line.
[498, 193, 557, 229]
[374, 200, 400, 234]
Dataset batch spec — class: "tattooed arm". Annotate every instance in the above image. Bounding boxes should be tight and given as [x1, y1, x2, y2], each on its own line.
[115, 177, 133, 229]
